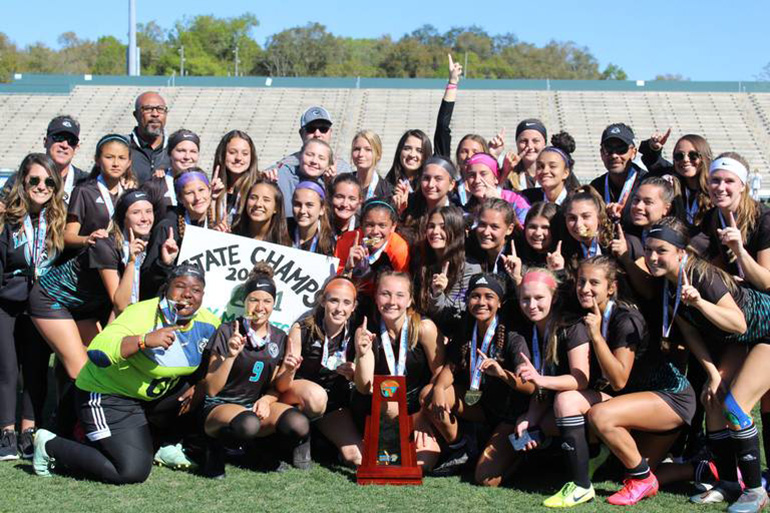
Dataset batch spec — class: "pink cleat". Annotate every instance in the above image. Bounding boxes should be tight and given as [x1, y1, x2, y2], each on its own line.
[607, 474, 659, 506]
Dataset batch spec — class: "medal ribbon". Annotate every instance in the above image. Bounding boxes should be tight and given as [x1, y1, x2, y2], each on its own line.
[22, 209, 48, 279]
[164, 170, 177, 207]
[380, 319, 408, 376]
[121, 232, 145, 304]
[364, 172, 380, 201]
[605, 167, 637, 208]
[684, 188, 698, 224]
[294, 222, 319, 253]
[580, 238, 601, 258]
[96, 174, 121, 218]
[321, 326, 350, 370]
[662, 254, 688, 339]
[469, 316, 498, 391]
[244, 318, 269, 349]
[531, 323, 549, 376]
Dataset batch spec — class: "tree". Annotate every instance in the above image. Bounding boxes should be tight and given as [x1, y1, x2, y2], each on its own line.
[262, 23, 339, 77]
[758, 62, 770, 81]
[0, 33, 21, 82]
[654, 73, 688, 81]
[601, 64, 628, 80]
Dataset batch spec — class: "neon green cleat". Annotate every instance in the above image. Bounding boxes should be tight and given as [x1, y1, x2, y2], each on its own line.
[543, 481, 595, 508]
[154, 443, 197, 470]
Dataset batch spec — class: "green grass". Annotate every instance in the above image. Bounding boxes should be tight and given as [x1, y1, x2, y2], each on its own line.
[0, 458, 731, 513]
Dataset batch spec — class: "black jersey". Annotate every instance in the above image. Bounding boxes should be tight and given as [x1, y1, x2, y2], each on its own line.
[0, 219, 54, 304]
[295, 320, 355, 408]
[447, 319, 530, 420]
[68, 179, 119, 236]
[700, 205, 770, 279]
[37, 234, 123, 313]
[371, 320, 431, 397]
[587, 304, 647, 393]
[206, 320, 287, 405]
[516, 319, 590, 378]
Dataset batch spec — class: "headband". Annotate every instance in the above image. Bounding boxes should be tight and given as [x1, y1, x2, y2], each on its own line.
[541, 146, 571, 167]
[96, 134, 130, 152]
[363, 199, 396, 216]
[168, 263, 205, 285]
[424, 155, 461, 181]
[295, 180, 326, 201]
[646, 225, 688, 249]
[175, 171, 210, 194]
[521, 270, 558, 290]
[709, 157, 748, 184]
[466, 153, 499, 178]
[323, 276, 358, 298]
[168, 130, 200, 153]
[466, 273, 505, 301]
[114, 189, 150, 229]
[516, 119, 547, 140]
[244, 275, 276, 299]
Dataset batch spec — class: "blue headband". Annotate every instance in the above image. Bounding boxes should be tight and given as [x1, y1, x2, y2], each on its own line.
[541, 146, 571, 167]
[295, 180, 326, 201]
[175, 171, 210, 194]
[363, 200, 396, 215]
[96, 133, 130, 152]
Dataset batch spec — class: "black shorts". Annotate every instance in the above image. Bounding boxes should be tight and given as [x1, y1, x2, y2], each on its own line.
[27, 284, 106, 321]
[201, 395, 253, 423]
[324, 380, 354, 413]
[75, 387, 147, 442]
[653, 386, 697, 426]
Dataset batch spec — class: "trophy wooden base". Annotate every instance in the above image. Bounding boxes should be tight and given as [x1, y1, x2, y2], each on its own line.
[356, 375, 423, 486]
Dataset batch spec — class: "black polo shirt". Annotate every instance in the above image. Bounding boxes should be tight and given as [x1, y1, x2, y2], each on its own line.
[128, 128, 169, 184]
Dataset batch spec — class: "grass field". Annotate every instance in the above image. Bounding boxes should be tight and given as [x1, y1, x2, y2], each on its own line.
[0, 454, 735, 513]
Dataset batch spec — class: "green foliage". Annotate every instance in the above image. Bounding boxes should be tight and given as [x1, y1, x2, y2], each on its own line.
[0, 16, 635, 81]
[653, 73, 689, 81]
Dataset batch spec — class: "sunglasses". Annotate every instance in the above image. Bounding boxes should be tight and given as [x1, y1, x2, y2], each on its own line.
[50, 133, 79, 147]
[304, 124, 331, 134]
[27, 176, 56, 189]
[673, 150, 701, 162]
[602, 142, 630, 155]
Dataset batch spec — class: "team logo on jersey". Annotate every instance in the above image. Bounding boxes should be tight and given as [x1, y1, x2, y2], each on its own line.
[311, 340, 322, 348]
[380, 379, 399, 398]
[268, 342, 279, 358]
[198, 338, 209, 353]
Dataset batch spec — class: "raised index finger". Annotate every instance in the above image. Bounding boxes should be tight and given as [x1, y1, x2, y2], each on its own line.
[354, 231, 360, 247]
[129, 227, 135, 242]
[682, 269, 690, 288]
[442, 261, 450, 276]
[510, 239, 518, 258]
[728, 211, 737, 228]
[167, 227, 174, 241]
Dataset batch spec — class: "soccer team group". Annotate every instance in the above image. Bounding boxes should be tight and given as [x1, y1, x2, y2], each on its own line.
[2, 60, 770, 512]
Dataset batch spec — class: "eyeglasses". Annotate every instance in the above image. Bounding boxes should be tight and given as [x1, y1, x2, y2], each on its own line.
[602, 142, 630, 155]
[304, 124, 330, 134]
[673, 150, 701, 162]
[49, 133, 79, 147]
[139, 105, 169, 114]
[27, 176, 56, 189]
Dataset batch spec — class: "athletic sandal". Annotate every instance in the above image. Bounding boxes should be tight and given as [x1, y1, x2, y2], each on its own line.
[727, 487, 769, 513]
[690, 481, 742, 504]
[32, 429, 57, 477]
[543, 481, 595, 508]
[154, 443, 197, 470]
[607, 474, 659, 506]
[18, 428, 35, 460]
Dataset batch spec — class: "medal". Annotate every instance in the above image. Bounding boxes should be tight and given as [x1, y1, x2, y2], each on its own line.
[464, 389, 482, 405]
[604, 166, 637, 208]
[662, 255, 688, 344]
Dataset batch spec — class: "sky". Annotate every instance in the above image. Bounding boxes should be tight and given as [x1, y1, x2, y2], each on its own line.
[2, 0, 767, 81]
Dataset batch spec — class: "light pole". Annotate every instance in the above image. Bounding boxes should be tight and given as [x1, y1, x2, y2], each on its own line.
[178, 45, 185, 76]
[127, 0, 138, 76]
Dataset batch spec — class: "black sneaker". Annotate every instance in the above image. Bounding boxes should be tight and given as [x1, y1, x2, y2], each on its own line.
[431, 434, 475, 477]
[0, 429, 18, 461]
[18, 428, 35, 460]
[202, 439, 225, 479]
[292, 437, 312, 470]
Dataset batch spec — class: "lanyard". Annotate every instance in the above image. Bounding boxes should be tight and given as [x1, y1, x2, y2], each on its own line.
[469, 316, 498, 390]
[718, 210, 745, 278]
[601, 300, 615, 340]
[294, 223, 319, 253]
[662, 255, 688, 339]
[121, 233, 145, 304]
[96, 175, 121, 217]
[531, 324, 548, 375]
[519, 172, 528, 192]
[184, 210, 208, 229]
[364, 172, 380, 201]
[684, 188, 698, 224]
[244, 319, 269, 349]
[62, 165, 75, 203]
[380, 319, 408, 376]
[164, 170, 177, 207]
[581, 238, 601, 258]
[321, 326, 350, 369]
[605, 167, 637, 208]
[368, 238, 389, 265]
[457, 179, 468, 206]
[22, 209, 48, 279]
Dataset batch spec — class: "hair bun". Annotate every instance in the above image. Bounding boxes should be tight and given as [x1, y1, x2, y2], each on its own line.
[550, 131, 576, 155]
[248, 261, 274, 281]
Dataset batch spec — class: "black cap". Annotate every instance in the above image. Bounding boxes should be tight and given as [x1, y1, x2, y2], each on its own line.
[47, 116, 79, 140]
[601, 123, 635, 146]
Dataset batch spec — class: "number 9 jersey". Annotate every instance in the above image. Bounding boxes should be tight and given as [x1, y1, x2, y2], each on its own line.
[76, 297, 221, 401]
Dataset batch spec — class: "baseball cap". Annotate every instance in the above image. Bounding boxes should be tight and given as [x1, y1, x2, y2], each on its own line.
[300, 106, 333, 129]
[601, 123, 635, 146]
[47, 116, 80, 140]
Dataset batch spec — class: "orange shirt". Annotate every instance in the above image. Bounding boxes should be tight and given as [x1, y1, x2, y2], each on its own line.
[334, 229, 410, 296]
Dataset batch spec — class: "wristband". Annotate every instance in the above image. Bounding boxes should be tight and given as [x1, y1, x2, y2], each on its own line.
[445, 83, 458, 90]
[138, 334, 147, 351]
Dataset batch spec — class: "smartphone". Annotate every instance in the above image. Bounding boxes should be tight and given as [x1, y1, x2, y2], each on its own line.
[509, 429, 543, 451]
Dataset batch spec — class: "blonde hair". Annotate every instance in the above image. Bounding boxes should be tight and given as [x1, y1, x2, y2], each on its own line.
[351, 130, 383, 169]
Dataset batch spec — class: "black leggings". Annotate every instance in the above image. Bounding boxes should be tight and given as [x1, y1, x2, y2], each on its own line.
[47, 424, 153, 484]
[0, 306, 50, 426]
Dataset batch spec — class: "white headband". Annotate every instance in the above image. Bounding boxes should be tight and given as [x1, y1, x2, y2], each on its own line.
[709, 157, 748, 184]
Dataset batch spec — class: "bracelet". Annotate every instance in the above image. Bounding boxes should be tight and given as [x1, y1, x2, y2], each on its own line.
[138, 334, 146, 351]
[445, 83, 458, 90]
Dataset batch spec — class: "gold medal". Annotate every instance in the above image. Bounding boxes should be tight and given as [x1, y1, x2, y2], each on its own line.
[464, 389, 482, 406]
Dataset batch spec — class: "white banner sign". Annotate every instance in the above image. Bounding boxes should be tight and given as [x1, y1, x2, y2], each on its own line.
[178, 225, 339, 332]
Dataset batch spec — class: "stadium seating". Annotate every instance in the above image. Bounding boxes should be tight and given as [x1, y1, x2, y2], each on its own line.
[0, 85, 768, 193]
